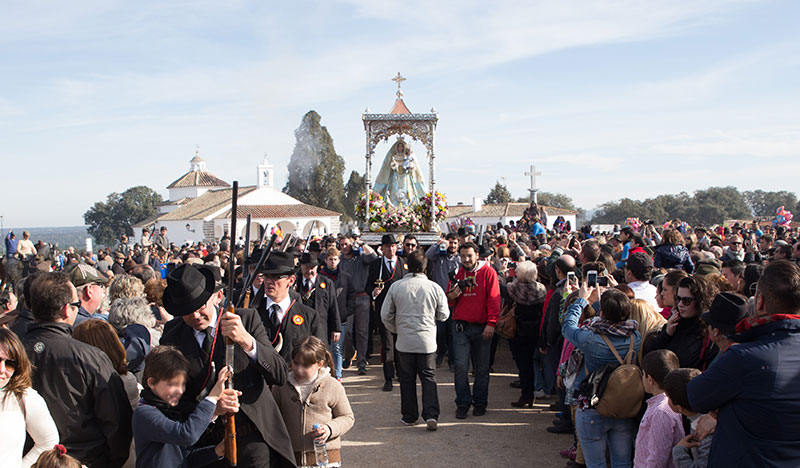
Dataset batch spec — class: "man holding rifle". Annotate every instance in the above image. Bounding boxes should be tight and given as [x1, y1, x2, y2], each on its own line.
[160, 263, 296, 467]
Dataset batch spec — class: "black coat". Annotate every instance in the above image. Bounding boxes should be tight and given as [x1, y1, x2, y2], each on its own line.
[159, 307, 296, 467]
[256, 290, 326, 363]
[23, 322, 133, 468]
[320, 268, 356, 323]
[644, 317, 718, 369]
[9, 306, 34, 339]
[294, 273, 342, 339]
[653, 244, 694, 273]
[366, 256, 408, 316]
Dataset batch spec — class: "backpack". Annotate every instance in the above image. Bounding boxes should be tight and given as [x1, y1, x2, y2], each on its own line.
[494, 302, 516, 339]
[579, 334, 644, 419]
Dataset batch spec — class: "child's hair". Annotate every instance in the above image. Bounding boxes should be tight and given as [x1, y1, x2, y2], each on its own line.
[641, 349, 680, 387]
[663, 368, 702, 411]
[142, 346, 190, 385]
[32, 445, 82, 468]
[291, 336, 334, 370]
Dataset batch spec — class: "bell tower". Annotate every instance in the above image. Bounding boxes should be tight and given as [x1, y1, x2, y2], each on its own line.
[258, 154, 274, 188]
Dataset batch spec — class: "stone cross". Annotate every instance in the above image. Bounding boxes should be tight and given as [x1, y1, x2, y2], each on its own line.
[525, 165, 542, 204]
[392, 72, 406, 97]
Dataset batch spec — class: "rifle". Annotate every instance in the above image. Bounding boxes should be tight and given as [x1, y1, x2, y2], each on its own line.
[235, 233, 278, 309]
[224, 182, 239, 466]
[302, 220, 317, 253]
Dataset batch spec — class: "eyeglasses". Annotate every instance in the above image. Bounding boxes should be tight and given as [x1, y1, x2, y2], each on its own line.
[731, 241, 743, 245]
[0, 358, 17, 372]
[404, 243, 417, 248]
[676, 296, 695, 305]
[67, 300, 81, 309]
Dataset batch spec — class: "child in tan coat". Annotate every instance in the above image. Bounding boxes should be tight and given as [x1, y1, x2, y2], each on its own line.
[272, 336, 355, 467]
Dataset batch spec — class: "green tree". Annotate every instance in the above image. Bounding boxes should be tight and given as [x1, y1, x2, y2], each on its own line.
[693, 186, 751, 225]
[84, 186, 163, 247]
[484, 181, 513, 204]
[343, 170, 365, 221]
[535, 192, 577, 211]
[743, 190, 798, 217]
[283, 111, 346, 214]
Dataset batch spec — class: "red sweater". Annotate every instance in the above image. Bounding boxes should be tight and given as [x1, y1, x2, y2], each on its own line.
[448, 262, 502, 326]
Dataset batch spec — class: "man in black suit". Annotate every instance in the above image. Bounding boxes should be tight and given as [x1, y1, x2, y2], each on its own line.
[255, 251, 325, 363]
[295, 252, 341, 344]
[160, 264, 295, 468]
[366, 234, 408, 391]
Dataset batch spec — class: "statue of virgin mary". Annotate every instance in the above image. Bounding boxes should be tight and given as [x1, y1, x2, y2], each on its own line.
[373, 137, 427, 207]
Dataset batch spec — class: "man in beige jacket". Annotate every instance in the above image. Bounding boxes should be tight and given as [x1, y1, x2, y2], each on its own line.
[381, 250, 449, 431]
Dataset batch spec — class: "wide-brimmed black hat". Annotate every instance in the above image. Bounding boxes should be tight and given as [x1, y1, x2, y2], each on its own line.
[381, 234, 398, 245]
[478, 244, 494, 258]
[246, 248, 264, 266]
[197, 264, 224, 292]
[259, 251, 299, 276]
[299, 252, 318, 266]
[163, 264, 216, 316]
[701, 292, 748, 335]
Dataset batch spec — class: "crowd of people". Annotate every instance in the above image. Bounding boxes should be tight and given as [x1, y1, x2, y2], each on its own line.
[0, 210, 799, 467]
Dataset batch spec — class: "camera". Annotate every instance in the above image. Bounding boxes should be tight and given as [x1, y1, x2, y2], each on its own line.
[449, 271, 475, 290]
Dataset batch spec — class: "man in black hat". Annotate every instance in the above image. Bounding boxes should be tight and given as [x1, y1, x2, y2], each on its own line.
[701, 292, 748, 356]
[366, 234, 408, 391]
[255, 251, 325, 363]
[295, 252, 341, 344]
[159, 264, 295, 467]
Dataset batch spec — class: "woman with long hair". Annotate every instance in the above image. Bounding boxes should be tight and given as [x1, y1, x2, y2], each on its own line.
[73, 320, 140, 409]
[644, 275, 719, 369]
[629, 299, 667, 362]
[0, 329, 59, 468]
[653, 229, 694, 273]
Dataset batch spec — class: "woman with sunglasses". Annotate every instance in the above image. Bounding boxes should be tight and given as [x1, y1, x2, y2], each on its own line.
[0, 328, 59, 468]
[644, 275, 719, 369]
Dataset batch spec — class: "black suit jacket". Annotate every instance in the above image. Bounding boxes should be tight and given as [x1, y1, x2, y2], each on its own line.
[256, 290, 326, 363]
[320, 268, 356, 323]
[366, 256, 408, 315]
[295, 273, 341, 339]
[159, 308, 295, 466]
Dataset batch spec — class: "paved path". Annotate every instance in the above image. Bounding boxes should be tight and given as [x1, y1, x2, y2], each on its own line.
[338, 341, 568, 468]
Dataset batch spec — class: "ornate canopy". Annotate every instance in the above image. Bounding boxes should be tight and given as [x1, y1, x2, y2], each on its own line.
[362, 73, 439, 229]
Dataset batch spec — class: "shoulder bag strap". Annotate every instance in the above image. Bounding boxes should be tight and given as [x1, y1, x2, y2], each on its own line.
[624, 335, 636, 365]
[599, 334, 625, 365]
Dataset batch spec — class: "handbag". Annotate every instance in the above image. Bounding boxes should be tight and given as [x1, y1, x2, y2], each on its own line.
[495, 302, 517, 339]
[578, 335, 644, 419]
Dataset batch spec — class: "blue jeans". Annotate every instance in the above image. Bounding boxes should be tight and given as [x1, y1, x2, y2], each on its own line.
[452, 321, 491, 408]
[332, 321, 347, 379]
[576, 408, 634, 468]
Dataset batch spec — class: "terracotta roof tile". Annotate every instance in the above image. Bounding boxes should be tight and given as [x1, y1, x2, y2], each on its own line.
[446, 202, 576, 218]
[167, 170, 230, 189]
[218, 204, 341, 219]
[157, 186, 257, 221]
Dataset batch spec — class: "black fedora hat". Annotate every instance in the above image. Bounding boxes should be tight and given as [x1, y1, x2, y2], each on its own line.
[197, 264, 224, 292]
[701, 292, 748, 335]
[299, 252, 318, 266]
[381, 234, 398, 245]
[163, 264, 216, 316]
[259, 251, 298, 276]
[478, 244, 494, 258]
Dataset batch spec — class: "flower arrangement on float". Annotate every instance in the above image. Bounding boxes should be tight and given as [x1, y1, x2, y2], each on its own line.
[355, 191, 387, 228]
[415, 191, 448, 222]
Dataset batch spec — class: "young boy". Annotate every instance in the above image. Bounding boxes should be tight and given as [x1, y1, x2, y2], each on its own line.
[664, 368, 712, 468]
[634, 349, 685, 468]
[132, 346, 240, 468]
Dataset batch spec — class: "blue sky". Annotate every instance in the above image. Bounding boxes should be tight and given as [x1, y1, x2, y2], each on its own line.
[2, 0, 798, 227]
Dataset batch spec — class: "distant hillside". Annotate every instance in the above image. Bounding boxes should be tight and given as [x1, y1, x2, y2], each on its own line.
[4, 226, 96, 252]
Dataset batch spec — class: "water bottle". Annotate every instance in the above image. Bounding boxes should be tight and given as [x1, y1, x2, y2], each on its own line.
[312, 424, 329, 467]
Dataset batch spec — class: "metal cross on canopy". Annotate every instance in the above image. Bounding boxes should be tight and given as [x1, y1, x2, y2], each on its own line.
[392, 72, 406, 97]
[525, 165, 542, 204]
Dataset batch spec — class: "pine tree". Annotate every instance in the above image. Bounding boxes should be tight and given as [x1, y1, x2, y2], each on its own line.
[484, 181, 513, 204]
[343, 170, 365, 221]
[283, 111, 346, 214]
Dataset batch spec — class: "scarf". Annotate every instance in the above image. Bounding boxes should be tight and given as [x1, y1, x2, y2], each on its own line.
[507, 280, 547, 305]
[735, 313, 800, 334]
[586, 316, 639, 337]
[140, 386, 186, 422]
[319, 265, 338, 281]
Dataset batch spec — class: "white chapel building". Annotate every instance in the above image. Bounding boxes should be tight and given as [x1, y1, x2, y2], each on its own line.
[134, 153, 341, 245]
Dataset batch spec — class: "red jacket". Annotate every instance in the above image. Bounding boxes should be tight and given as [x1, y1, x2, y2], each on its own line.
[448, 262, 501, 326]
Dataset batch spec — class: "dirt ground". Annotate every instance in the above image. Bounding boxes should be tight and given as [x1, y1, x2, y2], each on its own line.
[338, 339, 569, 468]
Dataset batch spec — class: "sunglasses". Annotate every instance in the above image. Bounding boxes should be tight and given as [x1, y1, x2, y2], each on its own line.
[68, 300, 81, 308]
[0, 357, 17, 372]
[404, 243, 417, 248]
[676, 296, 695, 305]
